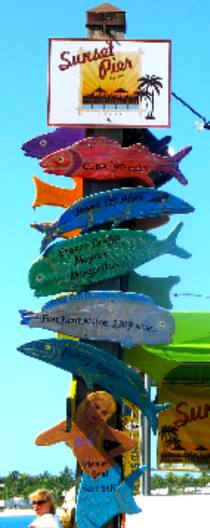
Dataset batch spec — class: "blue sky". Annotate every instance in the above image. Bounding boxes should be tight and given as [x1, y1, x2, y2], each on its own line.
[1, 0, 210, 477]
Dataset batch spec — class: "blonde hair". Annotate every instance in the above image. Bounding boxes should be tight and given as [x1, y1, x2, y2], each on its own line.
[29, 489, 56, 514]
[86, 390, 117, 419]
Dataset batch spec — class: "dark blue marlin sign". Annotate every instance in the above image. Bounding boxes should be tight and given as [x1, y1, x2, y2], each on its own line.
[31, 187, 194, 253]
[17, 338, 170, 433]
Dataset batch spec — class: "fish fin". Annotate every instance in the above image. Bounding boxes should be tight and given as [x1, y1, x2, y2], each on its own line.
[75, 136, 120, 149]
[163, 222, 192, 259]
[158, 135, 172, 150]
[155, 402, 171, 413]
[82, 376, 94, 390]
[128, 143, 151, 153]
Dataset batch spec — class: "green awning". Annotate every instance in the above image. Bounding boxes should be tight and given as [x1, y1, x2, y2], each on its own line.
[124, 312, 210, 385]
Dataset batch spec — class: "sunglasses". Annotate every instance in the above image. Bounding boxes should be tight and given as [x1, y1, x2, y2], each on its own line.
[32, 500, 47, 506]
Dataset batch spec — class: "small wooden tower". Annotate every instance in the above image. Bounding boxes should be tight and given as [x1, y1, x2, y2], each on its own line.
[86, 2, 126, 39]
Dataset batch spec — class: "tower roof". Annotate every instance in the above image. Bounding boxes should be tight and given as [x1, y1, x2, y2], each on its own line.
[88, 3, 124, 13]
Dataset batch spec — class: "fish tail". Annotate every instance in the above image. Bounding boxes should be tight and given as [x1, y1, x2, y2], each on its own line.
[163, 221, 192, 259]
[137, 173, 154, 186]
[173, 145, 192, 164]
[158, 135, 172, 150]
[115, 467, 147, 514]
[31, 222, 57, 252]
[124, 466, 148, 489]
[31, 222, 51, 234]
[169, 146, 192, 185]
[19, 310, 34, 325]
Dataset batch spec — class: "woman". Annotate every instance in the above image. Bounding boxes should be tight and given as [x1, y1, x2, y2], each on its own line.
[28, 489, 61, 528]
[35, 391, 137, 479]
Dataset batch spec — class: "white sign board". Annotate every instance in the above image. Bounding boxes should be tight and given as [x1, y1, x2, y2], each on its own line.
[48, 39, 171, 128]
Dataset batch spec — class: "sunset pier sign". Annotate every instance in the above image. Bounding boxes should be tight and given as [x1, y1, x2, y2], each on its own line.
[48, 38, 171, 128]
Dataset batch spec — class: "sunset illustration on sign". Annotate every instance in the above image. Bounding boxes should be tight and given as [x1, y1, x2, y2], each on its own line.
[80, 50, 141, 112]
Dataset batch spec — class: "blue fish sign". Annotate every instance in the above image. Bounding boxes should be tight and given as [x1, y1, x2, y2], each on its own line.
[31, 187, 194, 252]
[76, 465, 147, 528]
[20, 291, 175, 346]
[17, 337, 170, 432]
[29, 223, 191, 297]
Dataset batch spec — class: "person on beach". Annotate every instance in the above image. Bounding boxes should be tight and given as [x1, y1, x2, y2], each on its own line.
[28, 489, 61, 528]
[35, 390, 137, 480]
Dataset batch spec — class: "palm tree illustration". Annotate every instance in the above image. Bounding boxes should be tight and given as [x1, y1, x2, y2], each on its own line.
[138, 74, 163, 119]
[137, 87, 151, 114]
[160, 425, 184, 451]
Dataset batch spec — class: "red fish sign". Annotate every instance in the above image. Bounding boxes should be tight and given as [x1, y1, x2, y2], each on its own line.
[40, 137, 191, 186]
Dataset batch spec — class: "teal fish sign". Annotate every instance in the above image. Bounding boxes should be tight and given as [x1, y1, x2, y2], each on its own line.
[19, 291, 175, 346]
[128, 272, 180, 309]
[76, 465, 147, 528]
[17, 337, 170, 432]
[29, 223, 191, 297]
[31, 187, 194, 253]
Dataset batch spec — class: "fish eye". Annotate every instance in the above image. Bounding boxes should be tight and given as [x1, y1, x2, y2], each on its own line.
[36, 273, 44, 282]
[160, 321, 165, 327]
[58, 155, 65, 163]
[40, 139, 47, 147]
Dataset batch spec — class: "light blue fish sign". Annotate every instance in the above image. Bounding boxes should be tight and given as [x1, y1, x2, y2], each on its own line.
[31, 187, 194, 252]
[17, 337, 170, 432]
[20, 291, 175, 346]
[76, 465, 147, 528]
[29, 223, 191, 297]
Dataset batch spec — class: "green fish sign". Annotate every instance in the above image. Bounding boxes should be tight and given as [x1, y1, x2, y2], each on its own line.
[29, 223, 191, 297]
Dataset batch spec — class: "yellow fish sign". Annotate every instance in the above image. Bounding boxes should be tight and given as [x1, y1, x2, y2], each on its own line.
[158, 383, 210, 471]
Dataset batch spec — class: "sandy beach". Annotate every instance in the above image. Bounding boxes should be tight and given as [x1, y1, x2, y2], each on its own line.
[0, 508, 34, 517]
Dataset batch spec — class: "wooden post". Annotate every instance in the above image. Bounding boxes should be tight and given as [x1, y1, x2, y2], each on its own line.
[73, 6, 148, 528]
